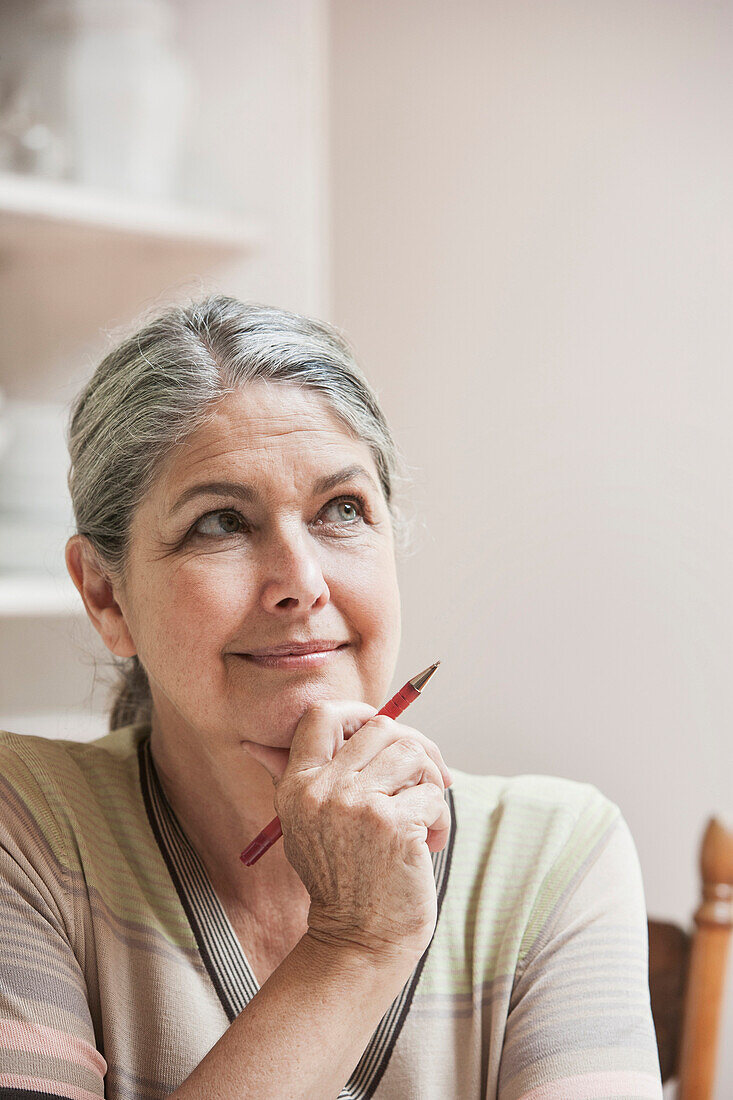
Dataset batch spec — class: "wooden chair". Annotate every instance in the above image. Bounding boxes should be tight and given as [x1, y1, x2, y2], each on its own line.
[648, 817, 733, 1099]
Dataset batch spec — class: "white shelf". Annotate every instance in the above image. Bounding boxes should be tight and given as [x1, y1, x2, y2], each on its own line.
[0, 170, 264, 392]
[0, 573, 85, 618]
[0, 171, 262, 253]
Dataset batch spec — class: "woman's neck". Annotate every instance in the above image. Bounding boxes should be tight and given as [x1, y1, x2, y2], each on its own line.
[148, 718, 307, 910]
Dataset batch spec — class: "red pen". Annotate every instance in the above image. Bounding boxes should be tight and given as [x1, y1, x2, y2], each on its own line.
[240, 660, 441, 866]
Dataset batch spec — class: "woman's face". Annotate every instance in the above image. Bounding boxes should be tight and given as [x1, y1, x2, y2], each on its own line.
[113, 381, 402, 754]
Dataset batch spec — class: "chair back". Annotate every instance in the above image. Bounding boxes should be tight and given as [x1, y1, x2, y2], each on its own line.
[648, 817, 733, 1099]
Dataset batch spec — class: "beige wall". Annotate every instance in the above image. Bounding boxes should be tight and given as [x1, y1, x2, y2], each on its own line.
[329, 1, 733, 1091]
[2, 0, 731, 1087]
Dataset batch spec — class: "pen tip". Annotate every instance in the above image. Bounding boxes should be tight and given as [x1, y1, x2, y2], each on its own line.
[409, 660, 441, 693]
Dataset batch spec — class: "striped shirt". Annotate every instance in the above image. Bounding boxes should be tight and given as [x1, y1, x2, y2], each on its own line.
[0, 724, 663, 1099]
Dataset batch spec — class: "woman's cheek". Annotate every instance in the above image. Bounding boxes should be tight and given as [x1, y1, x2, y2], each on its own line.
[340, 558, 400, 656]
[354, 547, 400, 621]
[171, 556, 252, 613]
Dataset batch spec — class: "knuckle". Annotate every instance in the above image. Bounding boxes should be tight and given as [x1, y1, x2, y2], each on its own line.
[324, 783, 353, 815]
[359, 797, 393, 833]
[299, 783, 326, 816]
[424, 736, 442, 758]
[425, 757, 445, 781]
[414, 732, 442, 765]
[394, 736, 424, 759]
[369, 714, 395, 734]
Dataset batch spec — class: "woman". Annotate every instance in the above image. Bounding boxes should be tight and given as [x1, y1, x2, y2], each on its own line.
[0, 296, 662, 1099]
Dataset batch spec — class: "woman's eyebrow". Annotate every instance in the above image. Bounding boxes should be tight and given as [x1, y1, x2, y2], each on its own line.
[169, 464, 378, 515]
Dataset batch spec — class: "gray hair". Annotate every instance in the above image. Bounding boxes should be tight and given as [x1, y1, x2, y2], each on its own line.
[66, 295, 416, 732]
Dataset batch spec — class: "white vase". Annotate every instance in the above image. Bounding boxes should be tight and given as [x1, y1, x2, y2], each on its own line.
[0, 399, 75, 576]
[25, 0, 190, 198]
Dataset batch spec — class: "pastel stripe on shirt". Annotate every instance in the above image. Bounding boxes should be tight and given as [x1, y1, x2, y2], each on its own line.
[0, 724, 662, 1098]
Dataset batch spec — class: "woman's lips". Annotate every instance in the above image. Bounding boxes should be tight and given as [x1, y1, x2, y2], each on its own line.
[236, 644, 349, 670]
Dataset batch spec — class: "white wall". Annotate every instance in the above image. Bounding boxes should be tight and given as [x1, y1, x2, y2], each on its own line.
[329, 1, 733, 1093]
[0, 0, 330, 738]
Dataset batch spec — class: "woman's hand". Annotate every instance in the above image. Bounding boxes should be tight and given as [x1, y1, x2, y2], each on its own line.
[242, 701, 453, 965]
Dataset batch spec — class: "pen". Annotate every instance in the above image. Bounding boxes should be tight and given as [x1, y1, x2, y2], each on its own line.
[240, 660, 442, 866]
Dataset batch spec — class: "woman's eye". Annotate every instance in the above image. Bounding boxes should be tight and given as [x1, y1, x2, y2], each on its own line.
[193, 510, 246, 537]
[316, 496, 366, 526]
[189, 496, 366, 541]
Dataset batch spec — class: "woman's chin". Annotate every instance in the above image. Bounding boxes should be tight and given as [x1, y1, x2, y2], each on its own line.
[235, 689, 351, 751]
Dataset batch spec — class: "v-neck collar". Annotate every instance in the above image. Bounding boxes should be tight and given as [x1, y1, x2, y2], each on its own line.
[139, 734, 456, 1099]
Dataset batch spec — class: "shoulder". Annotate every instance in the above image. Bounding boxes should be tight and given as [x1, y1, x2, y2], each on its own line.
[444, 770, 627, 950]
[449, 767, 621, 858]
[0, 723, 148, 793]
[449, 767, 616, 811]
[0, 724, 150, 857]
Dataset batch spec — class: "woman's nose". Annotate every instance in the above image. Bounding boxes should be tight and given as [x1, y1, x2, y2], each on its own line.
[259, 528, 330, 614]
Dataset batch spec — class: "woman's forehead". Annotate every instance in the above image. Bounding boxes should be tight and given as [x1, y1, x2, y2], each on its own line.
[156, 385, 378, 491]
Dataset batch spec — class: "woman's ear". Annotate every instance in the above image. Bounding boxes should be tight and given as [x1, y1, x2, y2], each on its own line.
[65, 535, 137, 658]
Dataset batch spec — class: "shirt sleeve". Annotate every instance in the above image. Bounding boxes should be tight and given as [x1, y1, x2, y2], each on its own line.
[0, 741, 107, 1100]
[497, 812, 663, 1100]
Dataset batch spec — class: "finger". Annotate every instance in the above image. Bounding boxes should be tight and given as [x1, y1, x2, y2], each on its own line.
[426, 819, 451, 853]
[357, 738, 445, 797]
[392, 782, 452, 848]
[334, 716, 453, 788]
[240, 741, 291, 783]
[424, 794, 452, 852]
[287, 701, 378, 773]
